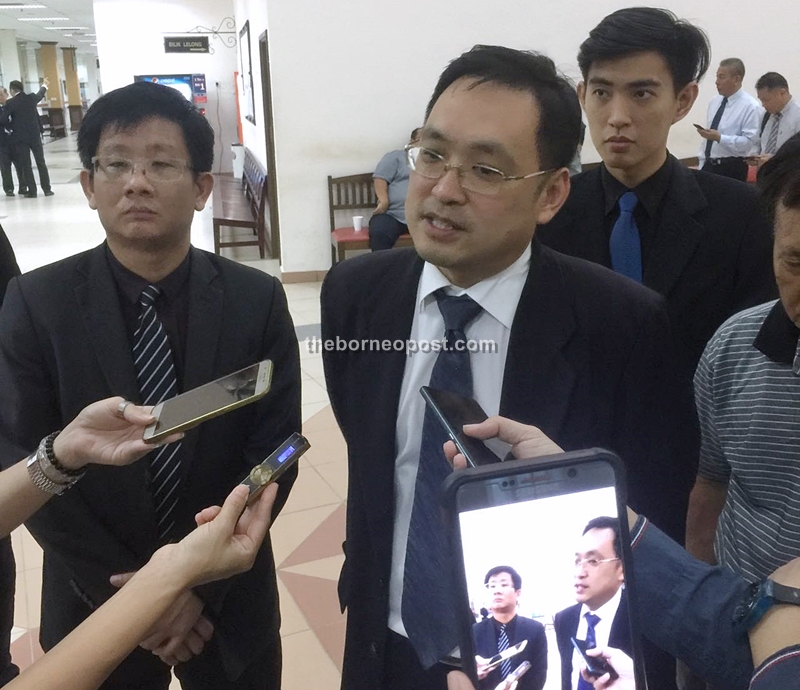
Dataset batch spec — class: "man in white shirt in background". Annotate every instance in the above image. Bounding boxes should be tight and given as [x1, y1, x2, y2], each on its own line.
[696, 58, 760, 181]
[750, 72, 800, 167]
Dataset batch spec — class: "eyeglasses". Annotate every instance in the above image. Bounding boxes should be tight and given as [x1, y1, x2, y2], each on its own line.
[574, 557, 620, 570]
[91, 156, 192, 183]
[485, 582, 515, 591]
[405, 145, 553, 195]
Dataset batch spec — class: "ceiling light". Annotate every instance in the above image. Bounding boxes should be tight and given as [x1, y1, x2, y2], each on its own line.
[0, 4, 47, 9]
[43, 25, 87, 30]
[17, 17, 70, 21]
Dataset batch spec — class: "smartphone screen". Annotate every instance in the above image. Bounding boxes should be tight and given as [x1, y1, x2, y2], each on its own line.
[144, 360, 273, 442]
[420, 386, 501, 467]
[448, 454, 644, 690]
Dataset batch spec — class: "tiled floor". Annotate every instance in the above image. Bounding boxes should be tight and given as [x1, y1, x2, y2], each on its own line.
[5, 134, 346, 688]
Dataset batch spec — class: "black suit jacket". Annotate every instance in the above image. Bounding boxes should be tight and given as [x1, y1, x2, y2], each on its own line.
[320, 243, 698, 690]
[537, 156, 776, 379]
[0, 87, 47, 143]
[0, 244, 301, 682]
[473, 615, 547, 690]
[0, 224, 19, 305]
[553, 595, 631, 690]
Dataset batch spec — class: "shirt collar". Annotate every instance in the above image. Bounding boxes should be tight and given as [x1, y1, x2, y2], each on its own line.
[417, 243, 531, 330]
[601, 155, 673, 219]
[726, 88, 745, 103]
[580, 583, 624, 621]
[106, 244, 192, 305]
[753, 300, 800, 369]
[778, 98, 795, 116]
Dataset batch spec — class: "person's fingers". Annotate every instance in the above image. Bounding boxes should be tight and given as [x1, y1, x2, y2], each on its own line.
[109, 571, 136, 588]
[193, 614, 215, 641]
[242, 484, 277, 543]
[195, 505, 222, 527]
[215, 484, 251, 531]
[184, 630, 207, 656]
[120, 401, 156, 425]
[443, 440, 458, 464]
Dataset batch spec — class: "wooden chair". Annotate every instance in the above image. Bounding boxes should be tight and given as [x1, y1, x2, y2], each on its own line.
[328, 173, 413, 263]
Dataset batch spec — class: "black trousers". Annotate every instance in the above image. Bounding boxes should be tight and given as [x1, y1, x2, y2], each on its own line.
[701, 157, 748, 182]
[383, 630, 452, 690]
[13, 137, 51, 195]
[0, 538, 19, 688]
[0, 145, 22, 196]
[369, 214, 408, 251]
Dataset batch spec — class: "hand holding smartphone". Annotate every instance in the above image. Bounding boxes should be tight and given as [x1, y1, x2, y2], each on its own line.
[571, 637, 619, 680]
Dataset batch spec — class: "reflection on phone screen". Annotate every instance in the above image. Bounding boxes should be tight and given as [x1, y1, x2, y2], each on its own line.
[457, 467, 636, 690]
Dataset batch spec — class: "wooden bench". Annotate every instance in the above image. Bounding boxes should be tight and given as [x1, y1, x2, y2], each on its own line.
[328, 173, 413, 264]
[212, 148, 268, 258]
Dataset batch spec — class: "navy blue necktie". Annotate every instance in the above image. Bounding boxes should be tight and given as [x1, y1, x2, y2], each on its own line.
[134, 285, 183, 542]
[402, 290, 483, 668]
[609, 191, 642, 283]
[705, 96, 728, 160]
[576, 613, 602, 690]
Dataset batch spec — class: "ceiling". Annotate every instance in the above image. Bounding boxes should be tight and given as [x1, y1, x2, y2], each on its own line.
[0, 0, 96, 56]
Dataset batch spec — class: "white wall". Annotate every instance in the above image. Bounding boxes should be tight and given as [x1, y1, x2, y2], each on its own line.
[235, 0, 800, 274]
[93, 0, 239, 173]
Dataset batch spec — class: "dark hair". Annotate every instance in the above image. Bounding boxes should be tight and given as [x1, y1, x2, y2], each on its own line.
[77, 81, 214, 173]
[720, 58, 745, 79]
[425, 45, 581, 170]
[756, 72, 789, 91]
[484, 565, 522, 590]
[8, 80, 23, 93]
[578, 7, 710, 93]
[582, 516, 622, 559]
[757, 133, 800, 223]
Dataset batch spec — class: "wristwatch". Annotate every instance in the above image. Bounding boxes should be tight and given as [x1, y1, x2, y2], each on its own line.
[733, 578, 800, 633]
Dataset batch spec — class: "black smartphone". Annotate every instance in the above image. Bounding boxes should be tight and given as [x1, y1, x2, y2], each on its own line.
[571, 637, 619, 679]
[240, 432, 310, 505]
[420, 386, 501, 467]
[693, 123, 705, 130]
[143, 360, 273, 443]
[442, 450, 645, 688]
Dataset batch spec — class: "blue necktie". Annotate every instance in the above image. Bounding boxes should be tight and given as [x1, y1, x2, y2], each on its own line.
[576, 612, 602, 690]
[609, 191, 642, 283]
[705, 96, 728, 160]
[498, 623, 513, 679]
[402, 290, 483, 668]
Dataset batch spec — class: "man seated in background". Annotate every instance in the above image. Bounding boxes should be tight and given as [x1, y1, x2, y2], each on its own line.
[369, 127, 421, 250]
[750, 73, 800, 167]
[473, 566, 546, 690]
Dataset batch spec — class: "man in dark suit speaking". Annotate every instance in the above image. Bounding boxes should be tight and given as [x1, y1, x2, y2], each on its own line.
[473, 566, 546, 690]
[321, 44, 697, 690]
[0, 81, 301, 690]
[537, 8, 776, 381]
[553, 518, 629, 690]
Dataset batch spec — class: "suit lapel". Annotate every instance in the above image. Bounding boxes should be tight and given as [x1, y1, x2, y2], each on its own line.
[500, 242, 577, 438]
[74, 245, 139, 400]
[177, 248, 222, 476]
[643, 158, 708, 296]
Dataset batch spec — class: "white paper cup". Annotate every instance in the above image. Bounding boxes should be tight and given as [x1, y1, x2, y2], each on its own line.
[353, 215, 364, 232]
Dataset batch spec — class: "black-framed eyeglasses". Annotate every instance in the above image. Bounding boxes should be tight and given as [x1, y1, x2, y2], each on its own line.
[405, 145, 553, 195]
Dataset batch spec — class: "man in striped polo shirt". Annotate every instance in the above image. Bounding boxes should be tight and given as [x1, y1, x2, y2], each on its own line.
[686, 133, 800, 583]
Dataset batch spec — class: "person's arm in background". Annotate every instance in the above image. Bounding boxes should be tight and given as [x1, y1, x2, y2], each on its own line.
[686, 336, 730, 564]
[372, 150, 399, 215]
[717, 104, 762, 157]
[6, 483, 277, 690]
[34, 77, 49, 105]
[373, 178, 389, 215]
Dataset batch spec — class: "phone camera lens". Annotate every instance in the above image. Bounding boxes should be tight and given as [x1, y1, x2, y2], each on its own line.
[567, 468, 577, 479]
[509, 479, 516, 486]
[501, 481, 508, 487]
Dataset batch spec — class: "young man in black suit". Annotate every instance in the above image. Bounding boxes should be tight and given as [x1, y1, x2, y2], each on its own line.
[472, 566, 546, 690]
[553, 518, 630, 690]
[537, 7, 776, 381]
[0, 82, 301, 690]
[321, 45, 697, 690]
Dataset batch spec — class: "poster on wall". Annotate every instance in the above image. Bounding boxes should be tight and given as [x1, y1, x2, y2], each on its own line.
[239, 20, 256, 124]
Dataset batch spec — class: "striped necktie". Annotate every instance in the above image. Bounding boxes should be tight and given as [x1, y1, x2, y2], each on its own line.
[498, 623, 513, 679]
[765, 112, 782, 154]
[133, 285, 182, 541]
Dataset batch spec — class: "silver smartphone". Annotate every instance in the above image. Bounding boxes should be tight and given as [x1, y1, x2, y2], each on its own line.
[443, 450, 646, 689]
[240, 432, 310, 505]
[143, 360, 273, 443]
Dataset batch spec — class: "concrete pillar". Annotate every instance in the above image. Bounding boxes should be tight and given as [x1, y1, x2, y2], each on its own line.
[61, 47, 83, 130]
[37, 42, 66, 138]
[0, 30, 21, 88]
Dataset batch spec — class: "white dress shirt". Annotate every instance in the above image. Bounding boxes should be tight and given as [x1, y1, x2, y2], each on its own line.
[698, 88, 761, 166]
[387, 243, 531, 636]
[757, 97, 800, 154]
[570, 586, 624, 690]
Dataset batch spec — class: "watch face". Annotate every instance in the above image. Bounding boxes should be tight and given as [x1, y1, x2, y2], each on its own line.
[733, 582, 762, 628]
